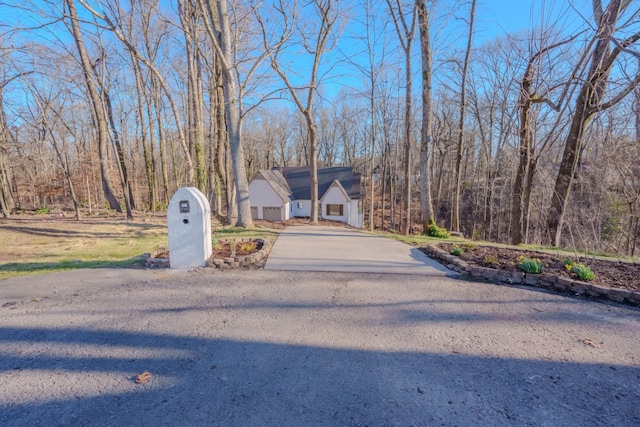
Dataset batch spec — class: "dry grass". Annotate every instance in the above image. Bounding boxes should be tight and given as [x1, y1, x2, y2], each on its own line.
[0, 212, 282, 280]
[0, 213, 168, 279]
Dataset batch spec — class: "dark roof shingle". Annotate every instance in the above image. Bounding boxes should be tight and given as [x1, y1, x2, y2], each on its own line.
[276, 167, 361, 200]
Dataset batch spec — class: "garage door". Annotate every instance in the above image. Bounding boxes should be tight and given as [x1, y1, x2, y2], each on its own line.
[251, 206, 258, 220]
[263, 206, 282, 221]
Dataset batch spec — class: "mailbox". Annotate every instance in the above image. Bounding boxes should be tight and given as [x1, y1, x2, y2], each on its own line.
[167, 187, 212, 269]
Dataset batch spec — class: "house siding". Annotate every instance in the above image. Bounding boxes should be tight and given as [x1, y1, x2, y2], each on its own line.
[249, 179, 288, 220]
[293, 199, 312, 217]
[322, 185, 349, 224]
[349, 199, 362, 228]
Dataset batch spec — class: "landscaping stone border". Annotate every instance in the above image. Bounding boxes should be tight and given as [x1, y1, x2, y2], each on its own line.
[422, 244, 640, 307]
[205, 238, 271, 270]
[142, 238, 272, 270]
[142, 249, 169, 268]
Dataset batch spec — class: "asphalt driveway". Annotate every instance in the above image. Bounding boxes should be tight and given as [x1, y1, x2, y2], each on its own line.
[1, 268, 639, 426]
[265, 225, 451, 275]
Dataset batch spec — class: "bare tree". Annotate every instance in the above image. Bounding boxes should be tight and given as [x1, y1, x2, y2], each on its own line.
[416, 0, 434, 233]
[65, 0, 122, 212]
[0, 62, 28, 217]
[258, 0, 337, 224]
[510, 29, 582, 245]
[0, 77, 16, 217]
[201, 0, 254, 228]
[547, 0, 640, 246]
[179, 0, 207, 192]
[451, 0, 476, 233]
[386, 0, 416, 235]
[23, 77, 82, 219]
[91, 46, 135, 219]
[77, 0, 196, 187]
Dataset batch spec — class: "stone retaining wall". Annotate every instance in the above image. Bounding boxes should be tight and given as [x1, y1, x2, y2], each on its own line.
[422, 244, 640, 307]
[142, 238, 272, 270]
[205, 238, 271, 270]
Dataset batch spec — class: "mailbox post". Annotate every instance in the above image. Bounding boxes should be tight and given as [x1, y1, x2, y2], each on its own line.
[167, 187, 212, 269]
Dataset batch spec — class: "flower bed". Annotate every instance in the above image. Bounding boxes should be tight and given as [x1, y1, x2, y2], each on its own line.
[142, 238, 271, 270]
[421, 244, 640, 307]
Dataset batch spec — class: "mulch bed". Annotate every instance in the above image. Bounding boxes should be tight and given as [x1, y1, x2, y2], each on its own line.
[435, 243, 640, 293]
[211, 240, 260, 259]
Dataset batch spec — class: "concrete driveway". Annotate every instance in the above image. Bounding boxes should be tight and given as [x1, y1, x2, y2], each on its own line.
[265, 225, 450, 275]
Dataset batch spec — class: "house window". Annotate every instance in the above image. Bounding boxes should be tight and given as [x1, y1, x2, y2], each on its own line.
[326, 204, 343, 216]
[297, 202, 303, 209]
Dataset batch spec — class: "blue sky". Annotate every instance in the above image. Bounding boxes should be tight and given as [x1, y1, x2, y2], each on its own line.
[476, 0, 592, 40]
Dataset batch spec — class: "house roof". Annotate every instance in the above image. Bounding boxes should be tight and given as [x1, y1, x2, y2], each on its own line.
[275, 167, 361, 200]
[255, 169, 294, 202]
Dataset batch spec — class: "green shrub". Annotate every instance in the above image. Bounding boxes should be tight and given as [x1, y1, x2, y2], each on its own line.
[518, 256, 544, 274]
[570, 263, 595, 281]
[461, 243, 477, 251]
[450, 245, 464, 256]
[427, 220, 450, 239]
[35, 206, 50, 215]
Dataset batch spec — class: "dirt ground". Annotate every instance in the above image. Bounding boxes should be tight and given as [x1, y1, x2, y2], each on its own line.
[437, 243, 640, 292]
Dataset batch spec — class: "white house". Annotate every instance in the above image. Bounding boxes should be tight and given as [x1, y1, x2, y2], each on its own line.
[248, 167, 363, 228]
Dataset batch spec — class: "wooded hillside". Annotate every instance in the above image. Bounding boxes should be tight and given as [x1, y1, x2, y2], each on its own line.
[1, 0, 639, 256]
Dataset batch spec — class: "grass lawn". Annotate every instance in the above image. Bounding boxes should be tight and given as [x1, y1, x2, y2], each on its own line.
[0, 213, 281, 280]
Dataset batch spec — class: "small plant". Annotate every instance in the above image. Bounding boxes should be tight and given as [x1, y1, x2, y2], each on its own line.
[450, 245, 464, 256]
[238, 241, 257, 253]
[483, 255, 500, 266]
[35, 206, 50, 215]
[570, 263, 595, 281]
[461, 243, 477, 251]
[518, 256, 544, 274]
[563, 258, 574, 271]
[427, 220, 450, 239]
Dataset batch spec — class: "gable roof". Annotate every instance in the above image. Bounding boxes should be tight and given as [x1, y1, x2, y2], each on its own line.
[254, 169, 293, 202]
[275, 167, 361, 200]
[321, 179, 350, 201]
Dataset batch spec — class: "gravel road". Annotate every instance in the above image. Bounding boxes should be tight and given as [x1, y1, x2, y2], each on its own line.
[1, 268, 639, 426]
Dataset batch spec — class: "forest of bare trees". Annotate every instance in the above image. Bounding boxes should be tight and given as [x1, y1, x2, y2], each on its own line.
[0, 0, 639, 256]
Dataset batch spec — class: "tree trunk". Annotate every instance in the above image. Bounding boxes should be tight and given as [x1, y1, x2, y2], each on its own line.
[416, 0, 434, 234]
[386, 0, 416, 235]
[49, 129, 81, 220]
[511, 70, 534, 245]
[204, 0, 253, 228]
[180, 0, 207, 193]
[307, 117, 319, 224]
[452, 0, 476, 233]
[100, 80, 134, 219]
[215, 72, 227, 216]
[131, 53, 157, 212]
[150, 76, 170, 202]
[66, 0, 121, 212]
[0, 87, 14, 217]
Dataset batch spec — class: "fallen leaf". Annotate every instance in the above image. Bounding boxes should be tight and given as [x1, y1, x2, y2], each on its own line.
[135, 371, 152, 384]
[579, 339, 601, 349]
